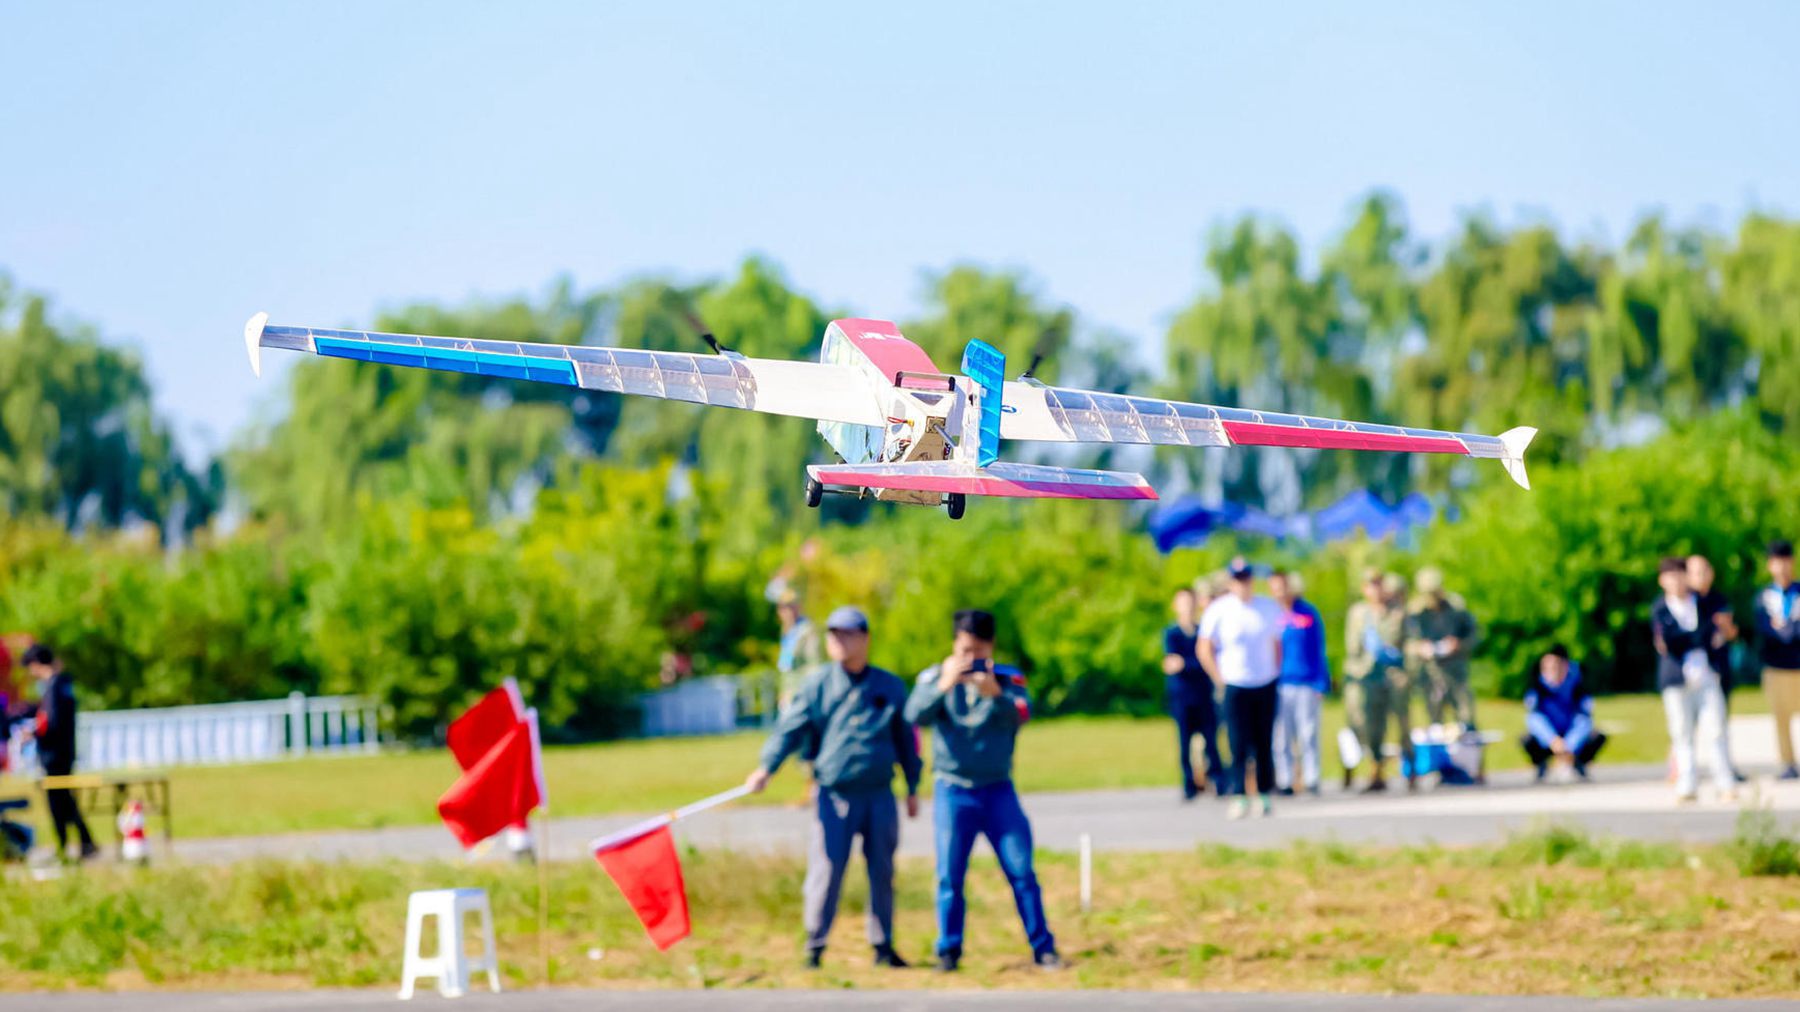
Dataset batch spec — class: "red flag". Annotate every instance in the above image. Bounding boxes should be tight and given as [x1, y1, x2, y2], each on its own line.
[593, 825, 690, 950]
[447, 679, 526, 771]
[437, 718, 542, 849]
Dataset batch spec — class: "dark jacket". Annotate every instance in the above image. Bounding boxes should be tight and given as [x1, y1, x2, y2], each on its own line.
[1649, 594, 1719, 692]
[905, 663, 1031, 789]
[34, 672, 79, 774]
[1694, 588, 1736, 689]
[759, 662, 921, 796]
[1162, 623, 1211, 705]
[1757, 582, 1800, 671]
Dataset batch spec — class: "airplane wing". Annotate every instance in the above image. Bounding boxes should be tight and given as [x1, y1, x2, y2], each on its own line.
[1000, 381, 1536, 489]
[244, 313, 887, 428]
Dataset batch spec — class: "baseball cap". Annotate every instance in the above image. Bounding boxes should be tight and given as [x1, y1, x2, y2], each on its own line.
[824, 605, 870, 632]
[1771, 539, 1795, 560]
[1227, 558, 1254, 581]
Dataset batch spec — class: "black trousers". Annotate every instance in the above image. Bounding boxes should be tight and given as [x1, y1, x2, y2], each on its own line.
[1520, 731, 1607, 770]
[1171, 692, 1226, 794]
[43, 763, 95, 853]
[1223, 682, 1279, 796]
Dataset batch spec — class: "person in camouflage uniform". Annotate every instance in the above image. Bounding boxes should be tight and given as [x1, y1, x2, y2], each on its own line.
[1341, 570, 1414, 792]
[1405, 567, 1479, 729]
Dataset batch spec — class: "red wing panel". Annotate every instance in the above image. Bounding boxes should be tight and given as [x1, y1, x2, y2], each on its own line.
[1221, 421, 1470, 455]
[831, 318, 941, 379]
[810, 462, 1157, 501]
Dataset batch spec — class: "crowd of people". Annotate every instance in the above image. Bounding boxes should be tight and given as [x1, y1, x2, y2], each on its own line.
[1160, 539, 1800, 814]
[740, 536, 1798, 967]
[1162, 559, 1487, 813]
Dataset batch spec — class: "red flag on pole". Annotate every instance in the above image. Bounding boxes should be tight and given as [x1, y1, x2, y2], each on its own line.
[437, 715, 543, 849]
[593, 825, 690, 951]
[447, 679, 527, 771]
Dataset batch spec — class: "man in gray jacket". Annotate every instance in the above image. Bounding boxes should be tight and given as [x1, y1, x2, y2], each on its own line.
[746, 605, 921, 969]
[905, 609, 1061, 973]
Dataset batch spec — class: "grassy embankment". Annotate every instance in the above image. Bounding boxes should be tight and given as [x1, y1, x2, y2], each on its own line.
[0, 690, 1769, 839]
[2, 822, 1797, 996]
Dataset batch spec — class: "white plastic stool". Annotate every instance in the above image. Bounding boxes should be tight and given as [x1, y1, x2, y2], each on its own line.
[398, 888, 501, 999]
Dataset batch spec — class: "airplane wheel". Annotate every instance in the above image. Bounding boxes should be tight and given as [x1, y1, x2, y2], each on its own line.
[946, 493, 966, 520]
[805, 477, 823, 508]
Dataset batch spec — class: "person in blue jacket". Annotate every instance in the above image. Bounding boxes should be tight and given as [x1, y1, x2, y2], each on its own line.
[1269, 571, 1329, 796]
[1521, 644, 1607, 780]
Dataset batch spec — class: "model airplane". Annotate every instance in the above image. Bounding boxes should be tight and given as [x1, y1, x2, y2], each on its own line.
[244, 313, 1534, 519]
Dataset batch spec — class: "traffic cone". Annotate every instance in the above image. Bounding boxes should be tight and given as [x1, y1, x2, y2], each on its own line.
[119, 800, 148, 864]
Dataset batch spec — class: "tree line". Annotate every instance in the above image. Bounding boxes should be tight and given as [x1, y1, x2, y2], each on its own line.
[3, 192, 1798, 736]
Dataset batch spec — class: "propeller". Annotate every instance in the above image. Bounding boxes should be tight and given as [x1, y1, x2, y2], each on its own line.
[660, 289, 737, 356]
[1019, 308, 1073, 381]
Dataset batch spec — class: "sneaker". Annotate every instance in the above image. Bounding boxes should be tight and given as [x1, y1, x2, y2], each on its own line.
[1182, 783, 1202, 802]
[804, 948, 824, 969]
[1034, 950, 1066, 972]
[872, 945, 909, 968]
[1359, 779, 1387, 795]
[1574, 764, 1591, 782]
[935, 951, 960, 973]
[1256, 795, 1273, 818]
[1533, 764, 1548, 783]
[1226, 797, 1249, 820]
[1675, 792, 1698, 805]
[1779, 765, 1800, 781]
[1274, 786, 1295, 797]
[1306, 784, 1322, 797]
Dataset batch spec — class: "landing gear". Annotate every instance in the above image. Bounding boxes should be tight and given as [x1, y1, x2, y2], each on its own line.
[805, 477, 824, 508]
[945, 493, 966, 520]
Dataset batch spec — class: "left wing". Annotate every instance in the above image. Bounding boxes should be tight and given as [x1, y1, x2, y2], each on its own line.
[244, 313, 887, 428]
[1000, 381, 1535, 489]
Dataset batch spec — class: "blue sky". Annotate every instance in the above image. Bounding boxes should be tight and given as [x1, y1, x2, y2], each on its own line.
[3, 2, 1797, 457]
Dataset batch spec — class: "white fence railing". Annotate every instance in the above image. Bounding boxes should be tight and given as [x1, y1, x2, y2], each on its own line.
[637, 671, 786, 737]
[27, 692, 385, 773]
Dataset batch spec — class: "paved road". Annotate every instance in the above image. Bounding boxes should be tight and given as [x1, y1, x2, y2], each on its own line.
[159, 763, 1799, 865]
[3, 989, 1788, 1011]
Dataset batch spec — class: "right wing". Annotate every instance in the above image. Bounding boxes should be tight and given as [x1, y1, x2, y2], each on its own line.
[1000, 381, 1535, 489]
[244, 313, 886, 428]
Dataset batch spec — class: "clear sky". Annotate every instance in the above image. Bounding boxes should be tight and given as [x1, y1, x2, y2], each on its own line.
[3, 2, 1797, 458]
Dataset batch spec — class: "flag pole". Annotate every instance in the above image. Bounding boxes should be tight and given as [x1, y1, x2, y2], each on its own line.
[588, 784, 753, 853]
[536, 807, 550, 988]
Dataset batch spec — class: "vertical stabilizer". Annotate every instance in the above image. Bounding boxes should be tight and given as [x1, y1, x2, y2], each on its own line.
[958, 340, 1005, 467]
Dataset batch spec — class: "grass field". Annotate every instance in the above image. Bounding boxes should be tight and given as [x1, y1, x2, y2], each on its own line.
[2, 823, 1797, 996]
[0, 690, 1770, 840]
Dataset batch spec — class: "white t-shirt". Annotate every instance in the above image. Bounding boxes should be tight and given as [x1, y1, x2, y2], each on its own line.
[1199, 593, 1285, 688]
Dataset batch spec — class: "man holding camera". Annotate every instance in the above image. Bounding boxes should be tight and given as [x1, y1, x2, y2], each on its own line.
[905, 609, 1061, 973]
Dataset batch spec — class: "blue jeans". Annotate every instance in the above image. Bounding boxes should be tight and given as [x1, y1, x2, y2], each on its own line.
[932, 779, 1055, 957]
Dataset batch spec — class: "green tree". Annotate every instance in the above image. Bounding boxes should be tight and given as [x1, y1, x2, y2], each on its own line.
[0, 279, 213, 536]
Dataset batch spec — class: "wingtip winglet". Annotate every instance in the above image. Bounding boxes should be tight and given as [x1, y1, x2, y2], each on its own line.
[1499, 425, 1536, 490]
[244, 312, 269, 378]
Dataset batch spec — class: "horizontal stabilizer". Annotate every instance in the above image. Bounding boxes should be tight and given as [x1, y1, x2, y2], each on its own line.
[809, 461, 1157, 501]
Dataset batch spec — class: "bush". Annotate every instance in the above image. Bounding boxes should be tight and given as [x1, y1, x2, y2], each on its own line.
[1417, 412, 1800, 696]
[1729, 807, 1800, 877]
